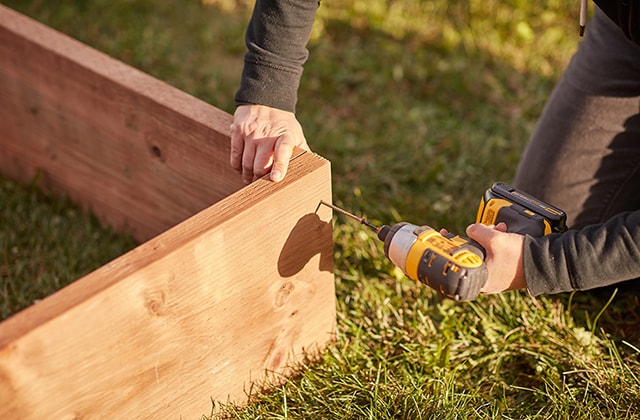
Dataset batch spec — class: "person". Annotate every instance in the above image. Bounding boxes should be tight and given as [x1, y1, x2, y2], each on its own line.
[230, 0, 640, 297]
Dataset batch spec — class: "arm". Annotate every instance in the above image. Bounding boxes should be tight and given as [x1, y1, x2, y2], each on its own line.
[523, 210, 640, 295]
[466, 210, 640, 295]
[231, 0, 319, 183]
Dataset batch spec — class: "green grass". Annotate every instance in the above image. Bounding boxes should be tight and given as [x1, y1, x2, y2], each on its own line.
[0, 175, 136, 319]
[2, 0, 640, 418]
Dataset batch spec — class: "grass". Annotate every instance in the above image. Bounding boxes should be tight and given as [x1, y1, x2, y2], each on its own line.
[2, 0, 639, 418]
[0, 175, 136, 319]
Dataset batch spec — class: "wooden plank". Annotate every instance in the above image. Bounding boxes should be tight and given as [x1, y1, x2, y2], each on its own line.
[0, 5, 336, 418]
[0, 151, 335, 419]
[0, 4, 244, 242]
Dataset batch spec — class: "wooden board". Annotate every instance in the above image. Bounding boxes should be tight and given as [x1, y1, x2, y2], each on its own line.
[0, 5, 336, 418]
[0, 4, 244, 242]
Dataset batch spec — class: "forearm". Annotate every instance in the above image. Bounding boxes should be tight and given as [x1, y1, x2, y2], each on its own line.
[235, 0, 319, 112]
[524, 210, 640, 295]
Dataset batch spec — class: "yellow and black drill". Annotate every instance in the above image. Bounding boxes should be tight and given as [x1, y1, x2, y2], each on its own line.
[320, 182, 567, 301]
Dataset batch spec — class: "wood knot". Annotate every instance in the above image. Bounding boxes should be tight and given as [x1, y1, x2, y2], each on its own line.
[274, 281, 295, 308]
[150, 145, 165, 161]
[144, 289, 167, 316]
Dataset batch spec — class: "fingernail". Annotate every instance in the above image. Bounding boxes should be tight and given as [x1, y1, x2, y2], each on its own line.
[271, 169, 283, 182]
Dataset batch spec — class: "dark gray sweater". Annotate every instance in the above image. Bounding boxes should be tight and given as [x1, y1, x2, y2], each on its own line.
[235, 0, 319, 112]
[525, 210, 640, 295]
[235, 0, 640, 295]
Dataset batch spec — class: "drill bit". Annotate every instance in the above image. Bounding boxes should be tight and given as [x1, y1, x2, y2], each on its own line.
[317, 200, 381, 232]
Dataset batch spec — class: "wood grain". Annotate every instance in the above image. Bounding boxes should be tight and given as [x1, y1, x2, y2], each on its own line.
[0, 152, 335, 418]
[0, 4, 243, 242]
[0, 5, 336, 418]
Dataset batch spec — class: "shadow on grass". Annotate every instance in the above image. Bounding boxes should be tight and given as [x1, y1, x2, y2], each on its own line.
[558, 282, 640, 344]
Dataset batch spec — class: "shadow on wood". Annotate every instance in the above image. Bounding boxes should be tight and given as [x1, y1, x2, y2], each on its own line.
[278, 212, 334, 278]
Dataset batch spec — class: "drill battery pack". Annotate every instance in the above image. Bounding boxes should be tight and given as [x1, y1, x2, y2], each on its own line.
[476, 182, 567, 236]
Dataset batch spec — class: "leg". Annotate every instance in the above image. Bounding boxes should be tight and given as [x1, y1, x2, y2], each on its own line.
[514, 7, 640, 229]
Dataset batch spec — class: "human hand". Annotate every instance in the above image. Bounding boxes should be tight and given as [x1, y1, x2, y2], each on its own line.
[465, 222, 526, 294]
[230, 104, 310, 184]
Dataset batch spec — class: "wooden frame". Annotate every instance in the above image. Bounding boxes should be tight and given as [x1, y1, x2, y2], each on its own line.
[0, 5, 335, 418]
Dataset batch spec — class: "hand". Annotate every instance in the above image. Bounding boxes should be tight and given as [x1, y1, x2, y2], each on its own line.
[465, 222, 527, 294]
[230, 104, 310, 184]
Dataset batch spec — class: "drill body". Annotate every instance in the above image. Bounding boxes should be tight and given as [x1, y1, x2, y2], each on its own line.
[320, 182, 567, 302]
[375, 183, 567, 301]
[377, 223, 487, 301]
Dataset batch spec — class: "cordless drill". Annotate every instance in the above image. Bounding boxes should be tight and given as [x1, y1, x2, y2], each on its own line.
[319, 182, 567, 301]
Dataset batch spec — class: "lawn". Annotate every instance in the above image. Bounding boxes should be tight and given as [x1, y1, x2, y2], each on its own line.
[2, 0, 639, 418]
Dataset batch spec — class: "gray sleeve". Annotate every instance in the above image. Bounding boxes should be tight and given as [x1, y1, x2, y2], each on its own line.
[234, 0, 319, 113]
[524, 210, 640, 295]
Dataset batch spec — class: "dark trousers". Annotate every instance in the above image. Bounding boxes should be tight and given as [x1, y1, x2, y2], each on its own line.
[514, 7, 640, 229]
